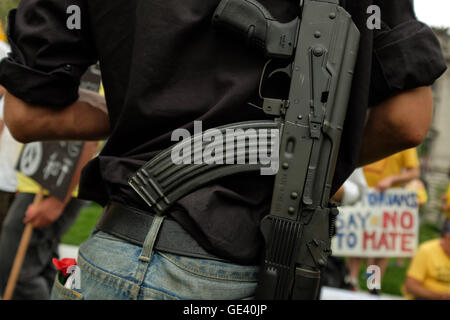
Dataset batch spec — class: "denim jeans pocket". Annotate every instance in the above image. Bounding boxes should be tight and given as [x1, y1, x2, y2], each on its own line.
[143, 252, 259, 300]
[51, 273, 84, 300]
[159, 252, 259, 282]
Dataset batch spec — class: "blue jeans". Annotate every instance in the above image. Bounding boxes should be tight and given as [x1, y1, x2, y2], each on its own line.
[51, 215, 259, 300]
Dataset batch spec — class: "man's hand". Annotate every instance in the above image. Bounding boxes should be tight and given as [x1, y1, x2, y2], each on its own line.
[375, 176, 393, 192]
[405, 276, 450, 300]
[375, 167, 419, 193]
[23, 196, 65, 229]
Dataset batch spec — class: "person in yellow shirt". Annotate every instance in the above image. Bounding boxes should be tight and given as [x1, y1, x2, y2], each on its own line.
[362, 148, 420, 291]
[404, 219, 450, 300]
[0, 21, 6, 42]
[441, 186, 450, 218]
[363, 148, 420, 192]
[406, 179, 428, 208]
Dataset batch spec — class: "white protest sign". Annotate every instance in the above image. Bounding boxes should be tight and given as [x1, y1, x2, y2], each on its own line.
[331, 188, 419, 258]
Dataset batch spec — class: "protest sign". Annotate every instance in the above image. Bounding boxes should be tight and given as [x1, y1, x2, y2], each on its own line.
[16, 141, 85, 201]
[331, 189, 419, 258]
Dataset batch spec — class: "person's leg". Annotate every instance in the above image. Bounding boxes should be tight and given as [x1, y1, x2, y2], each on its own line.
[346, 257, 363, 290]
[0, 190, 15, 240]
[0, 193, 35, 299]
[0, 193, 86, 299]
[376, 257, 389, 279]
[395, 257, 404, 267]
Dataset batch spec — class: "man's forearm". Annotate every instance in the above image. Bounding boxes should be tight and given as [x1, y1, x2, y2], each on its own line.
[4, 89, 110, 143]
[390, 168, 420, 186]
[358, 87, 433, 166]
[405, 277, 448, 300]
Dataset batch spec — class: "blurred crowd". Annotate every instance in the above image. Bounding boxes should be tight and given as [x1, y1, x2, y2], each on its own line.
[323, 146, 450, 299]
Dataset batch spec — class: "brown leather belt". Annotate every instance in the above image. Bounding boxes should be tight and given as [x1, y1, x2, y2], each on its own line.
[96, 202, 228, 262]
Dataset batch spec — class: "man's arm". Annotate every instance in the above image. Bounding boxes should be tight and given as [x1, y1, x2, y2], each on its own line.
[358, 86, 433, 166]
[4, 88, 110, 143]
[375, 167, 420, 192]
[405, 276, 450, 300]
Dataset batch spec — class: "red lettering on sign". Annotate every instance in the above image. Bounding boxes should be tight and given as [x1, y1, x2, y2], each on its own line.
[376, 232, 390, 250]
[401, 233, 414, 252]
[400, 211, 414, 229]
[383, 211, 397, 228]
[388, 232, 398, 250]
[363, 231, 376, 250]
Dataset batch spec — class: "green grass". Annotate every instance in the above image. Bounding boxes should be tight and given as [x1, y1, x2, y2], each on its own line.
[61, 202, 103, 246]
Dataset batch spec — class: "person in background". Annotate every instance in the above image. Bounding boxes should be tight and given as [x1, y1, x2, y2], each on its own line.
[0, 141, 98, 300]
[363, 148, 421, 292]
[0, 33, 21, 240]
[0, 21, 6, 42]
[396, 178, 429, 268]
[0, 35, 102, 298]
[406, 179, 428, 208]
[327, 168, 369, 291]
[0, 85, 21, 240]
[440, 168, 450, 219]
[403, 218, 450, 300]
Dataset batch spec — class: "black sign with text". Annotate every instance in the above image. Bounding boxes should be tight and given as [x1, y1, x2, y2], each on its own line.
[16, 141, 85, 201]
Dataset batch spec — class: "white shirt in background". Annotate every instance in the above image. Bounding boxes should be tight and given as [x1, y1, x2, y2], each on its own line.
[341, 168, 369, 206]
[0, 41, 22, 192]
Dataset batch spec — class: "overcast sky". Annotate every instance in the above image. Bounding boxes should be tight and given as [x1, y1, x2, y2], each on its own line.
[415, 0, 450, 28]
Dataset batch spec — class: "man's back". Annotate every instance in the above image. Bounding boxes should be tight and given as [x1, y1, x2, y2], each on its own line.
[84, 0, 373, 263]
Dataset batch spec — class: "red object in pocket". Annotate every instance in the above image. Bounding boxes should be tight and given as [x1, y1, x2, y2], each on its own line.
[52, 258, 77, 276]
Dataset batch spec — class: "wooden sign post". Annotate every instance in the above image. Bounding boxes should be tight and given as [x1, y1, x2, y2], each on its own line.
[2, 189, 43, 300]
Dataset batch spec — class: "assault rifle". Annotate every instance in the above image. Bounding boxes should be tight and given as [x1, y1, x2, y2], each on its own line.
[129, 0, 359, 299]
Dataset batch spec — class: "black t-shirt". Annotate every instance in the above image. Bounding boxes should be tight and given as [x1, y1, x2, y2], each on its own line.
[0, 0, 446, 264]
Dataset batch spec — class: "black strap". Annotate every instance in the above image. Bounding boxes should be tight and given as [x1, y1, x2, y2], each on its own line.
[96, 202, 229, 262]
